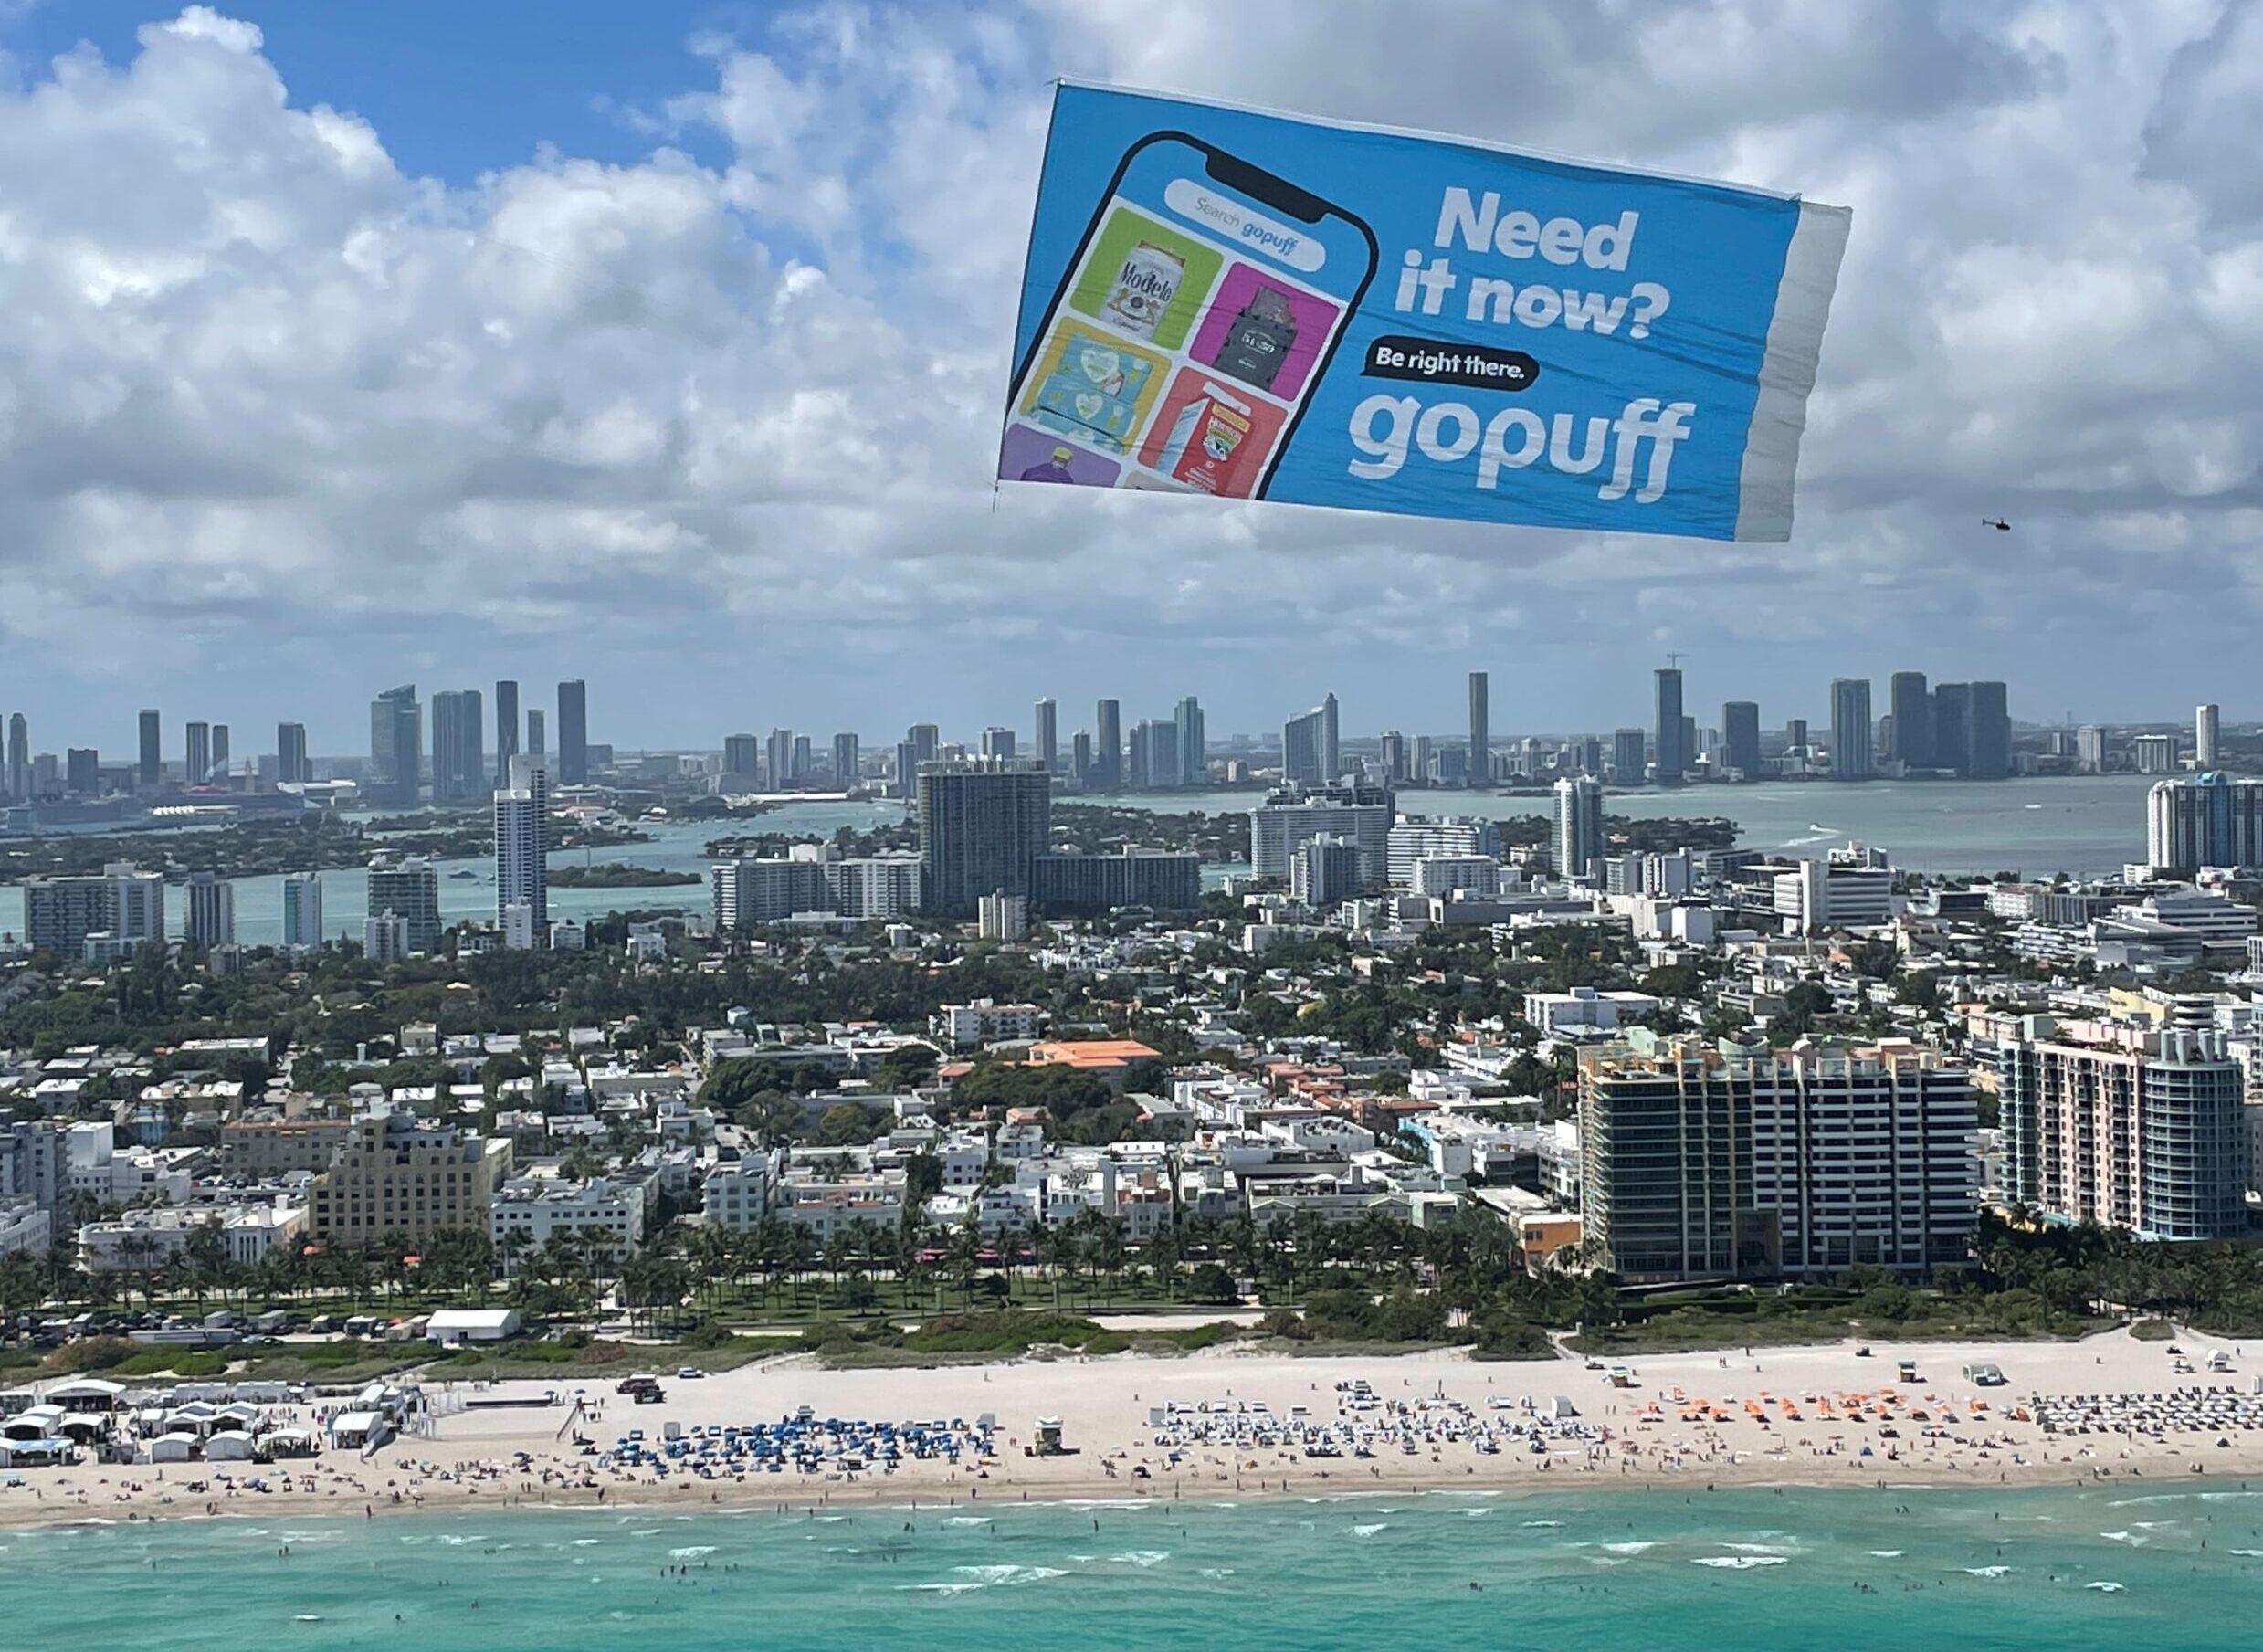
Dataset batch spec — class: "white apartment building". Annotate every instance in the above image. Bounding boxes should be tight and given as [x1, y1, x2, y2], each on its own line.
[1386, 818, 1500, 888]
[0, 1197, 50, 1257]
[1524, 986, 1663, 1036]
[774, 1172, 908, 1240]
[78, 1200, 306, 1272]
[1774, 857, 1896, 934]
[932, 999, 1044, 1048]
[1411, 855, 1501, 898]
[281, 871, 325, 951]
[828, 856, 924, 920]
[490, 1172, 651, 1257]
[2115, 889, 2257, 942]
[700, 1152, 777, 1230]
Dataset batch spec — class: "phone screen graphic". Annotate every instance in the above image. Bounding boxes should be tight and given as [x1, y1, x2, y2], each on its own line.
[1004, 132, 1377, 500]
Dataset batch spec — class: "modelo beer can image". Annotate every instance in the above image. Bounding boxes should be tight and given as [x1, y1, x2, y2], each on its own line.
[1103, 240, 1184, 339]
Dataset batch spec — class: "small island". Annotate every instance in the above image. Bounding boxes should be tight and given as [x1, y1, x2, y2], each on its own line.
[548, 863, 704, 889]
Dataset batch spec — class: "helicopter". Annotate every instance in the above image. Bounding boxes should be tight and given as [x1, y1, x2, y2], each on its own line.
[1981, 517, 2011, 531]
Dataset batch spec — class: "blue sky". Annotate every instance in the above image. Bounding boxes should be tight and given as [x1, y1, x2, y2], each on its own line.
[0, 3, 2257, 761]
[2, 1, 747, 180]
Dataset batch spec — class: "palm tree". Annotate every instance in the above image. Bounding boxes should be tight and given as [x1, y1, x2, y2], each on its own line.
[1090, 1215, 1128, 1309]
[497, 1226, 532, 1285]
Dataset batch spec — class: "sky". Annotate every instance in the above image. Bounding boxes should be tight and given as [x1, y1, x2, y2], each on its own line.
[0, 1, 2259, 758]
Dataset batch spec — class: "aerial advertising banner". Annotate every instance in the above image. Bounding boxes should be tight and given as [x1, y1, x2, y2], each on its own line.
[1002, 83, 1849, 542]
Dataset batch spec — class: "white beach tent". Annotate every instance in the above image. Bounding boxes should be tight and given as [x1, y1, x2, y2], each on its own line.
[259, 1428, 320, 1460]
[328, 1411, 381, 1448]
[205, 1433, 256, 1462]
[46, 1378, 127, 1411]
[150, 1432, 201, 1463]
[4, 1405, 65, 1442]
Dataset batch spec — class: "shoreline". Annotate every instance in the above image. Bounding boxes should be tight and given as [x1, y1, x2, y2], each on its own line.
[4, 1452, 2252, 1538]
[7, 1322, 2260, 1537]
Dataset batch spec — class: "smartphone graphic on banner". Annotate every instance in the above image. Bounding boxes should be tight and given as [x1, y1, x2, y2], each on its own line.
[1004, 132, 1378, 500]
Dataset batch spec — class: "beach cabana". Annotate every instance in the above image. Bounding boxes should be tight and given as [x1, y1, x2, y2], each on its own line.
[328, 1411, 382, 1448]
[46, 1378, 126, 1412]
[4, 1405, 65, 1442]
[150, 1432, 201, 1463]
[55, 1412, 111, 1444]
[205, 1433, 256, 1462]
[259, 1428, 319, 1461]
[0, 1438, 74, 1468]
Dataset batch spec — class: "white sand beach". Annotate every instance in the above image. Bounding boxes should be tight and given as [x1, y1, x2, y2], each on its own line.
[6, 1326, 2262, 1529]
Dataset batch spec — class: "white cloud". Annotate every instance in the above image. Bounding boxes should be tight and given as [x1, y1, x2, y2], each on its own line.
[0, 2, 2259, 752]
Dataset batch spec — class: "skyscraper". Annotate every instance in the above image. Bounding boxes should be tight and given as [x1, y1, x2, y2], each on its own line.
[277, 722, 310, 785]
[1249, 782, 1394, 882]
[723, 734, 761, 782]
[1966, 681, 2010, 780]
[1093, 700, 1121, 789]
[1468, 671, 1490, 787]
[2146, 773, 2263, 870]
[832, 733, 859, 787]
[1034, 698, 1058, 773]
[1612, 728, 1647, 786]
[1070, 731, 1092, 788]
[1785, 717, 1809, 752]
[1999, 1026, 2246, 1240]
[1931, 683, 1971, 777]
[495, 680, 521, 788]
[1829, 678, 1873, 780]
[184, 721, 210, 788]
[981, 727, 1016, 761]
[1888, 671, 1931, 769]
[495, 752, 550, 942]
[365, 855, 441, 954]
[431, 689, 487, 804]
[1283, 699, 1335, 787]
[1652, 668, 1684, 783]
[6, 712, 27, 802]
[527, 709, 545, 757]
[66, 748, 99, 795]
[766, 728, 795, 788]
[1131, 719, 1179, 789]
[556, 679, 588, 785]
[138, 709, 162, 790]
[1553, 776, 1605, 879]
[210, 724, 229, 781]
[369, 685, 422, 806]
[2196, 703, 2221, 768]
[1582, 1035, 1978, 1282]
[1379, 731, 1407, 783]
[916, 757, 1051, 916]
[1721, 701, 1762, 782]
[1282, 707, 1323, 786]
[897, 723, 941, 800]
[184, 871, 234, 951]
[280, 871, 324, 951]
[1174, 695, 1205, 786]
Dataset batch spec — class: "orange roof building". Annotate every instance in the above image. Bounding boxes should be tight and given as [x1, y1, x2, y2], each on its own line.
[1027, 1038, 1162, 1091]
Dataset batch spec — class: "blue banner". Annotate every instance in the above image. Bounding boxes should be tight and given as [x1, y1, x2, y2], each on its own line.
[1003, 83, 1848, 542]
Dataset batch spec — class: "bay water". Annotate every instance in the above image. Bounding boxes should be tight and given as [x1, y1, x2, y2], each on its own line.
[0, 775, 2166, 947]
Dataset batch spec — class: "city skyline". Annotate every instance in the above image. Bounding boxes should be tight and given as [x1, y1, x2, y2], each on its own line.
[0, 668, 2249, 789]
[0, 8, 2255, 743]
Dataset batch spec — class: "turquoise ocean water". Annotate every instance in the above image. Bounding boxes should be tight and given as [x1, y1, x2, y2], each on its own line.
[6, 1481, 2260, 1650]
